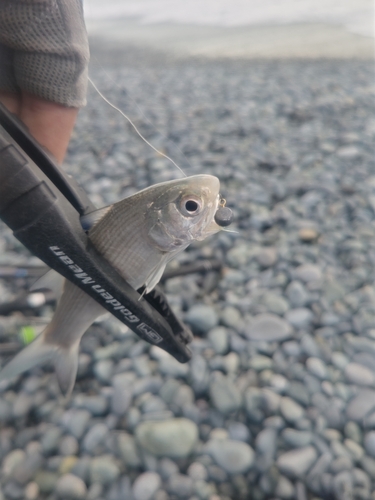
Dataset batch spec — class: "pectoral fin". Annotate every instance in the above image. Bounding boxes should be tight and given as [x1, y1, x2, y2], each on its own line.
[30, 269, 65, 296]
[81, 206, 112, 231]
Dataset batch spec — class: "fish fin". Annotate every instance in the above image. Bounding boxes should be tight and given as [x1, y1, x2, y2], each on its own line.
[0, 335, 80, 397]
[54, 342, 80, 397]
[143, 262, 167, 294]
[30, 269, 65, 296]
[0, 335, 57, 382]
[80, 206, 112, 231]
[143, 248, 187, 294]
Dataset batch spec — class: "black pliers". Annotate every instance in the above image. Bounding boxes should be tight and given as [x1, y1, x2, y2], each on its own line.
[0, 103, 193, 362]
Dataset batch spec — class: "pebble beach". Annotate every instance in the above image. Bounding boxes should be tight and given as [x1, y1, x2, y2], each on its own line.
[0, 41, 375, 500]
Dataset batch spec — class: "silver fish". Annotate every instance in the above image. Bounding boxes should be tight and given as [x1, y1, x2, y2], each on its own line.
[0, 174, 222, 395]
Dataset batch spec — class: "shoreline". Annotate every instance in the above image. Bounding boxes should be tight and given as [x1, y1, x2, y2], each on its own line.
[87, 18, 375, 61]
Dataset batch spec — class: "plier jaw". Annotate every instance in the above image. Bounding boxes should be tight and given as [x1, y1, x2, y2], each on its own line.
[0, 103, 192, 363]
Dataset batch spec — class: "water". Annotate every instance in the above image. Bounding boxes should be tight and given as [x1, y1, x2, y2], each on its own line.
[83, 0, 374, 38]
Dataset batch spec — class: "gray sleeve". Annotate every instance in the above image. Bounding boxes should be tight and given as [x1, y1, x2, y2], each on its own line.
[0, 0, 90, 107]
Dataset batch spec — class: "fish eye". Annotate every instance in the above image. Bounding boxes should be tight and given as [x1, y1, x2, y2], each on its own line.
[180, 195, 202, 216]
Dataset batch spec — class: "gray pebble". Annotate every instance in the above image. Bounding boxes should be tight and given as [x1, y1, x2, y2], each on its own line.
[275, 475, 295, 499]
[282, 428, 313, 448]
[209, 372, 242, 414]
[262, 292, 289, 315]
[245, 387, 264, 423]
[293, 264, 322, 282]
[185, 305, 218, 333]
[277, 446, 318, 478]
[136, 418, 198, 458]
[189, 354, 210, 394]
[82, 423, 108, 453]
[244, 313, 293, 341]
[220, 306, 242, 328]
[227, 421, 251, 442]
[255, 428, 277, 470]
[207, 327, 228, 354]
[74, 395, 108, 416]
[280, 397, 305, 423]
[93, 359, 114, 383]
[35, 470, 59, 494]
[330, 455, 353, 474]
[158, 458, 179, 479]
[61, 409, 91, 439]
[111, 386, 133, 416]
[158, 355, 190, 377]
[12, 393, 32, 418]
[55, 473, 87, 499]
[89, 455, 120, 485]
[332, 470, 353, 500]
[41, 426, 63, 454]
[2, 449, 26, 476]
[282, 341, 301, 357]
[346, 389, 375, 421]
[132, 472, 162, 500]
[205, 439, 255, 474]
[167, 474, 193, 498]
[286, 281, 309, 308]
[345, 363, 375, 386]
[58, 435, 79, 456]
[249, 355, 273, 371]
[117, 432, 142, 468]
[344, 421, 362, 443]
[284, 308, 313, 329]
[306, 357, 328, 379]
[187, 462, 208, 481]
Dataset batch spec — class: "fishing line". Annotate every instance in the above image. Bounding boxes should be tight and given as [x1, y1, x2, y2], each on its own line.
[88, 76, 187, 178]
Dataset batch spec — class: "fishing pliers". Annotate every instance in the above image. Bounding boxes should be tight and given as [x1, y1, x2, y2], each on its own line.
[0, 103, 195, 362]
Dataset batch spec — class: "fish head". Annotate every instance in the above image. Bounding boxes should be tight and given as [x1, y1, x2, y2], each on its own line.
[146, 174, 222, 252]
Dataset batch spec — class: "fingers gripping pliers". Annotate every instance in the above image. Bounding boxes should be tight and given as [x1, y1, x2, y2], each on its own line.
[0, 103, 193, 363]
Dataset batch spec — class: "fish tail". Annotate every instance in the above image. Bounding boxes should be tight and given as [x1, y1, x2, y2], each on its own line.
[0, 334, 80, 397]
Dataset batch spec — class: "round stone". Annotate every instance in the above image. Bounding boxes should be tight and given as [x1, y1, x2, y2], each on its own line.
[277, 446, 318, 478]
[82, 423, 108, 453]
[209, 372, 242, 414]
[345, 363, 375, 386]
[293, 264, 322, 282]
[135, 418, 198, 458]
[132, 472, 162, 500]
[89, 456, 120, 485]
[284, 308, 313, 329]
[286, 281, 309, 308]
[280, 397, 304, 423]
[205, 439, 255, 474]
[55, 474, 87, 499]
[207, 327, 229, 355]
[2, 449, 26, 476]
[244, 314, 293, 341]
[256, 247, 277, 268]
[185, 305, 218, 333]
[306, 357, 327, 379]
[187, 462, 208, 481]
[298, 228, 319, 242]
[59, 436, 79, 457]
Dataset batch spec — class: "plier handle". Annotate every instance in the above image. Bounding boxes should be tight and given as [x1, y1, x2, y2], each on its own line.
[0, 103, 192, 362]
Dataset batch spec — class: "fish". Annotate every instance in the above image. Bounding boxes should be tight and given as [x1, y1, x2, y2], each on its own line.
[0, 174, 223, 395]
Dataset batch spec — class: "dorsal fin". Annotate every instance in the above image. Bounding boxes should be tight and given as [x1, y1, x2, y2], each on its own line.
[80, 206, 112, 231]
